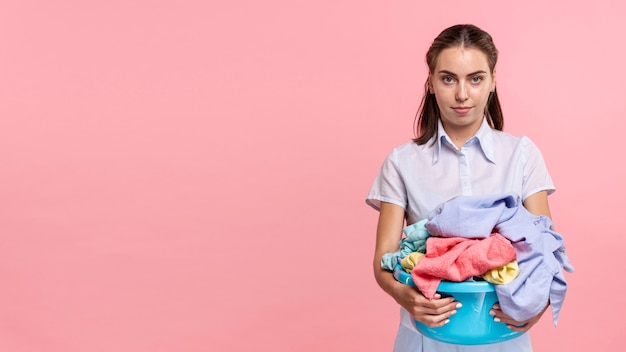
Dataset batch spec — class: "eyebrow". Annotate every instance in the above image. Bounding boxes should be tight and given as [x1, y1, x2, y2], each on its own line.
[437, 70, 488, 77]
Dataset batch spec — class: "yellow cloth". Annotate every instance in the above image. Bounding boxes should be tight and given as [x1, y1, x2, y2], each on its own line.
[482, 260, 520, 284]
[400, 252, 424, 272]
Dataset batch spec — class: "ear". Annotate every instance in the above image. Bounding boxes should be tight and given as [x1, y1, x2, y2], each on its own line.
[491, 69, 497, 92]
[428, 74, 434, 94]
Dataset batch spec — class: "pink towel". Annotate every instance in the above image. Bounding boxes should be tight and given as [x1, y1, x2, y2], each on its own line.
[411, 233, 516, 299]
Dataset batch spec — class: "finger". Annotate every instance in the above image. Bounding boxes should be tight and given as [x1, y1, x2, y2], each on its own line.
[417, 309, 457, 327]
[489, 312, 526, 326]
[416, 305, 454, 317]
[492, 315, 524, 325]
[506, 322, 532, 332]
[424, 316, 450, 328]
[493, 315, 536, 332]
[489, 308, 501, 318]
[419, 295, 456, 309]
[424, 299, 459, 314]
[414, 300, 461, 326]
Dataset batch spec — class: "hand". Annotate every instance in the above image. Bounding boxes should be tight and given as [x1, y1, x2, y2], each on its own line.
[393, 284, 460, 327]
[489, 303, 548, 333]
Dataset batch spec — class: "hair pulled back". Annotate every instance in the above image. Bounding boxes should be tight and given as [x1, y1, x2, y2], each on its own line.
[413, 24, 503, 145]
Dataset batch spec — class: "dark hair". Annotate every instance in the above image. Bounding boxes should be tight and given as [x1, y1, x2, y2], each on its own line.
[413, 24, 503, 145]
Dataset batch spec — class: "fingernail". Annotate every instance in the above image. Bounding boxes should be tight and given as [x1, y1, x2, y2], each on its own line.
[489, 310, 495, 316]
[494, 317, 501, 322]
[456, 303, 462, 308]
[444, 319, 450, 324]
[450, 310, 457, 315]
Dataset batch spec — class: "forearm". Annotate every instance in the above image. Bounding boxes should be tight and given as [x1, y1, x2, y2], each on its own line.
[373, 245, 459, 327]
[373, 254, 403, 301]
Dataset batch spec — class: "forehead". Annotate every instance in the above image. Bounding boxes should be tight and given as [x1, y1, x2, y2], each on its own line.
[434, 46, 491, 74]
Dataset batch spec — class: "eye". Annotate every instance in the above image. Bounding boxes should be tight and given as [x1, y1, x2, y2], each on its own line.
[443, 76, 455, 84]
[471, 76, 484, 83]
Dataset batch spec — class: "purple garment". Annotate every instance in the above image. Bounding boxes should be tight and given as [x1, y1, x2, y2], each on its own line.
[425, 193, 574, 325]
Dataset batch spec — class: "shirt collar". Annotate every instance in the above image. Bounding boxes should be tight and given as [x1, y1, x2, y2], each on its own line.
[432, 117, 496, 165]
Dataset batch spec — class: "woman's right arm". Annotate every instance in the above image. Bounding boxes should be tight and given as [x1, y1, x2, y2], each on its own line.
[373, 201, 460, 327]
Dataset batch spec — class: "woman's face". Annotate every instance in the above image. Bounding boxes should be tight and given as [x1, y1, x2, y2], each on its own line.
[429, 46, 496, 137]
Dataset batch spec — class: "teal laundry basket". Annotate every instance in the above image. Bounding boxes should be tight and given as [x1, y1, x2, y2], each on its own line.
[393, 264, 523, 345]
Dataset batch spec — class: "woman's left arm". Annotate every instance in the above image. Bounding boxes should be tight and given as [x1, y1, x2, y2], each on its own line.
[489, 190, 552, 332]
[522, 190, 552, 219]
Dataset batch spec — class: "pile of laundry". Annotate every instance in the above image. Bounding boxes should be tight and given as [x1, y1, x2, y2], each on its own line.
[382, 193, 574, 325]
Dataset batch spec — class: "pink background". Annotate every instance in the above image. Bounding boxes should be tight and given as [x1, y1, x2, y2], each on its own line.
[1, 1, 624, 351]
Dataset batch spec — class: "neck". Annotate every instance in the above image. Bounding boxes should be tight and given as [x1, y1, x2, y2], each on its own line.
[442, 121, 482, 149]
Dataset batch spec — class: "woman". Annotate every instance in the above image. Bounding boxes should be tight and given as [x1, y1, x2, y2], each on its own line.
[366, 24, 555, 351]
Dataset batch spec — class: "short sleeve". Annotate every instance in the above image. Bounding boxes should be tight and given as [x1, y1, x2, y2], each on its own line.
[365, 148, 408, 211]
[521, 137, 556, 200]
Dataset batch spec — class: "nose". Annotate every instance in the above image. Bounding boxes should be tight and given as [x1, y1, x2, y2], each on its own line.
[455, 83, 468, 102]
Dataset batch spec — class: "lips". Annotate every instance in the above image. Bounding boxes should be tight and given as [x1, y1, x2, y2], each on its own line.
[452, 107, 472, 115]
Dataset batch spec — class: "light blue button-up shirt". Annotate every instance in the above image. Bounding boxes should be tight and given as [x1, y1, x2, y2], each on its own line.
[367, 118, 555, 226]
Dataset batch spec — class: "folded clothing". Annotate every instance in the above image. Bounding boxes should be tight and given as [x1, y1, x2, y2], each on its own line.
[482, 261, 519, 284]
[400, 252, 424, 272]
[411, 233, 516, 299]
